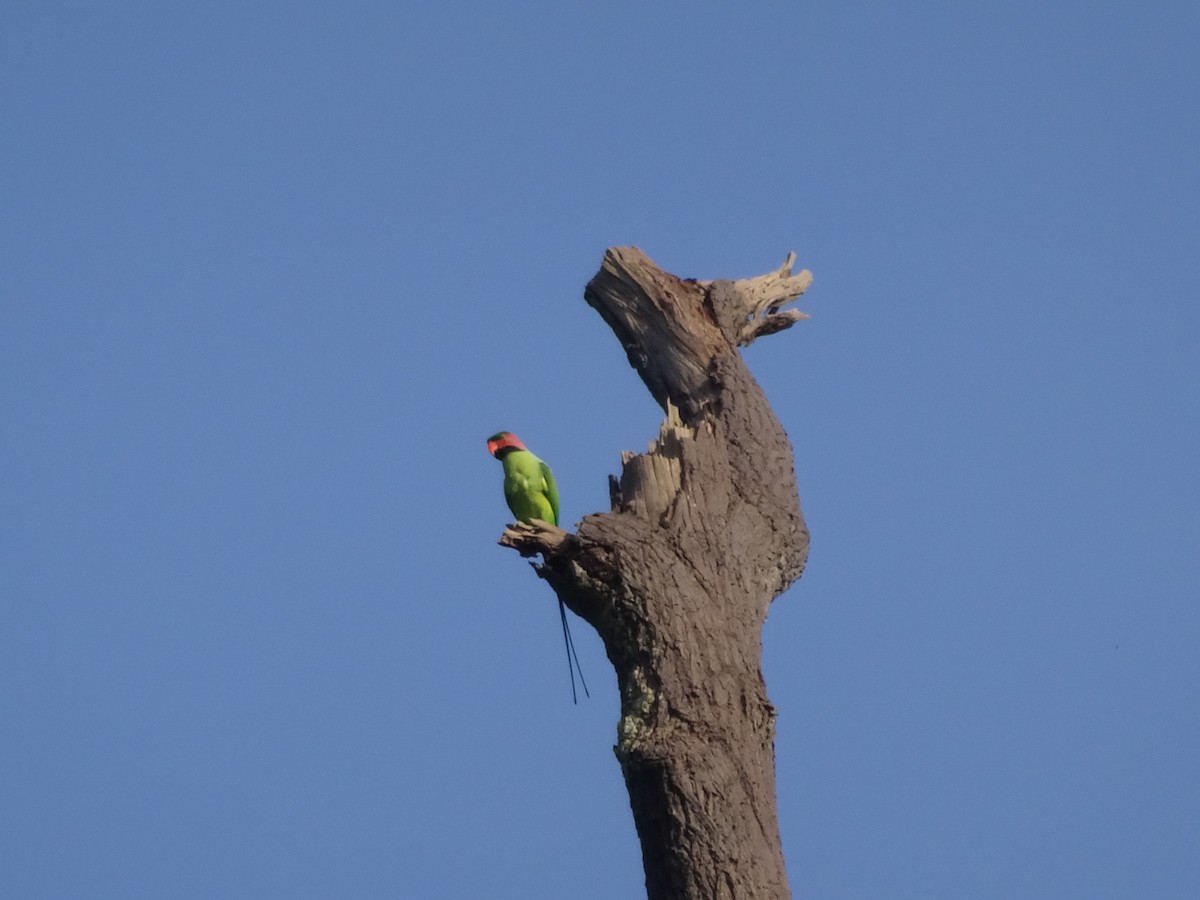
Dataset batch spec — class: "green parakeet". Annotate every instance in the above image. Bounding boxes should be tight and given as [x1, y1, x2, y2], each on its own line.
[487, 431, 588, 703]
[486, 431, 560, 526]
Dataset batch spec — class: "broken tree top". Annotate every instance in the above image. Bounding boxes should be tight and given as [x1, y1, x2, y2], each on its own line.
[499, 243, 812, 630]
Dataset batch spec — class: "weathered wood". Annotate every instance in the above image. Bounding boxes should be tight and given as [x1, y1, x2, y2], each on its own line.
[703, 251, 813, 347]
[499, 247, 811, 900]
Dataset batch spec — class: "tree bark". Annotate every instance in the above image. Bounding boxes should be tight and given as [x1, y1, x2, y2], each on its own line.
[499, 247, 811, 900]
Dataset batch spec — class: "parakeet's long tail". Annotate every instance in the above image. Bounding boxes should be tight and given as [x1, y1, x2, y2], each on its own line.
[558, 598, 590, 704]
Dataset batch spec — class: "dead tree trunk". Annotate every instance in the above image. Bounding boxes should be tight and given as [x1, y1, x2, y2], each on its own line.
[499, 247, 812, 900]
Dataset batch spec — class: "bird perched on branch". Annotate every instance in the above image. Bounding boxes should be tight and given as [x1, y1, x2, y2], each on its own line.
[487, 431, 589, 703]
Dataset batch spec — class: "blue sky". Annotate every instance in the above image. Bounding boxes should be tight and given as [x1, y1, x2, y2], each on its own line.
[3, 2, 1197, 897]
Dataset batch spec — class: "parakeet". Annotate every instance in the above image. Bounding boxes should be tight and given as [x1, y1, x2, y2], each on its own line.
[487, 431, 589, 703]
[486, 431, 560, 527]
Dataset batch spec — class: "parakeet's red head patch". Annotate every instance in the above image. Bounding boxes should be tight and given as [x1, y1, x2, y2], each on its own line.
[486, 431, 527, 457]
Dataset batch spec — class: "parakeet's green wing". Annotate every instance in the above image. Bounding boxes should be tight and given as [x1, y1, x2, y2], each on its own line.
[540, 460, 560, 527]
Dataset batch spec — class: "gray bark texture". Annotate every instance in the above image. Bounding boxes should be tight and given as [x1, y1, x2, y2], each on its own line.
[499, 247, 812, 900]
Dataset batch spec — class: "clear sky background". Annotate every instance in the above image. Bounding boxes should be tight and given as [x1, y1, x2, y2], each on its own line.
[3, 2, 1197, 898]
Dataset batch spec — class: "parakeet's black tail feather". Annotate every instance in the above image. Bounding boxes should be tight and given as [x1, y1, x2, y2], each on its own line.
[558, 598, 590, 704]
